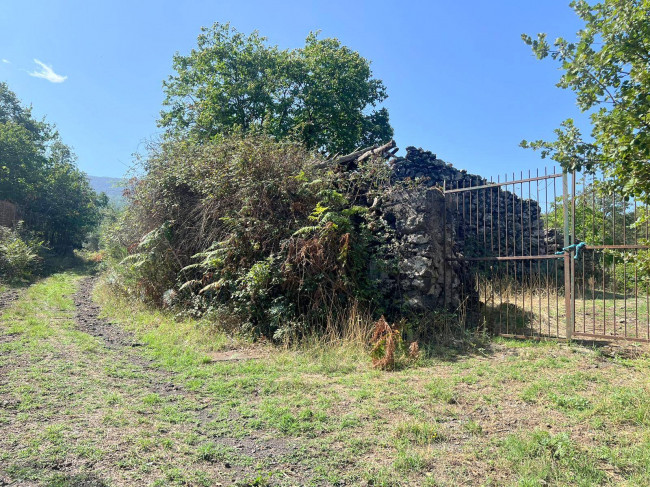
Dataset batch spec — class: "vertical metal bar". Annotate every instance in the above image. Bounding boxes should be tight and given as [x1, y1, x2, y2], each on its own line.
[462, 179, 466, 225]
[490, 178, 495, 324]
[504, 174, 509, 333]
[490, 177, 494, 254]
[634, 198, 639, 338]
[571, 172, 576, 337]
[513, 174, 518, 332]
[613, 190, 617, 336]
[483, 179, 487, 250]
[623, 198, 627, 336]
[443, 181, 448, 308]
[520, 172, 524, 257]
[563, 171, 573, 340]
[582, 175, 586, 333]
[602, 185, 606, 336]
[497, 176, 502, 332]
[476, 179, 480, 244]
[528, 171, 533, 333]
[469, 178, 472, 240]
[537, 170, 542, 334]
[634, 198, 639, 337]
[497, 175, 502, 257]
[592, 176, 596, 335]
[545, 167, 550, 335]
[554, 167, 560, 337]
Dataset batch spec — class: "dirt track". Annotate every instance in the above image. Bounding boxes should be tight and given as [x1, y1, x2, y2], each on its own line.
[68, 277, 303, 485]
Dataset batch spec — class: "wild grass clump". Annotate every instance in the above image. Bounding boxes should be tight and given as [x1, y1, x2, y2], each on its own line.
[104, 133, 397, 341]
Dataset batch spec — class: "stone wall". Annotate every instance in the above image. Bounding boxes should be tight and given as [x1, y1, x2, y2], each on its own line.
[382, 147, 547, 313]
[381, 186, 471, 311]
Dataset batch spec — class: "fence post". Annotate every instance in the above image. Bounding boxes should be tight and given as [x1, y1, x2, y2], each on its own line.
[443, 181, 448, 308]
[563, 172, 574, 340]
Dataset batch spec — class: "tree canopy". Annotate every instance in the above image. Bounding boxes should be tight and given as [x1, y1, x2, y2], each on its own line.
[521, 0, 650, 202]
[159, 23, 393, 154]
[0, 82, 106, 252]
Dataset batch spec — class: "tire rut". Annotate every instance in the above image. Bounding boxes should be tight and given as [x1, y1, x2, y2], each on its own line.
[0, 289, 20, 346]
[72, 277, 305, 483]
[73, 276, 181, 396]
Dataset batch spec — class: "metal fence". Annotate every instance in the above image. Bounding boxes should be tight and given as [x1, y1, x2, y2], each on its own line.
[443, 169, 650, 342]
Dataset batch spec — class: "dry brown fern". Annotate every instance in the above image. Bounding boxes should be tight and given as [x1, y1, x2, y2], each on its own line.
[371, 315, 399, 370]
[408, 341, 420, 360]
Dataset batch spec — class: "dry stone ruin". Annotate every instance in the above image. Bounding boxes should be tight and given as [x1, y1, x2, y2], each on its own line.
[378, 146, 546, 313]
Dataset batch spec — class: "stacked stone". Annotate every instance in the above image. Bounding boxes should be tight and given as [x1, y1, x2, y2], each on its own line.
[391, 147, 547, 258]
[380, 187, 473, 312]
[382, 147, 549, 313]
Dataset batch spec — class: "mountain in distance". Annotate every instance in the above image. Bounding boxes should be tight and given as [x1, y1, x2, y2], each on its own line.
[87, 175, 126, 206]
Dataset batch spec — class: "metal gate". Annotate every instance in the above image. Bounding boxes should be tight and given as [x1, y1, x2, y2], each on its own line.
[443, 169, 650, 342]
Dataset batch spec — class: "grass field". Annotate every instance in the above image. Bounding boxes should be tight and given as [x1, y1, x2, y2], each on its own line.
[2, 271, 650, 486]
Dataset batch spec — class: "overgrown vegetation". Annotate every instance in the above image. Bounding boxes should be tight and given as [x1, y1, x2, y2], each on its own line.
[0, 224, 42, 280]
[104, 133, 398, 340]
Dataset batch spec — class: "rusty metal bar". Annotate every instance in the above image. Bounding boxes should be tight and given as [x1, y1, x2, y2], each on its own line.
[563, 172, 573, 340]
[571, 172, 576, 337]
[585, 244, 650, 250]
[613, 190, 617, 336]
[445, 173, 563, 193]
[443, 180, 448, 308]
[573, 332, 650, 344]
[445, 254, 567, 262]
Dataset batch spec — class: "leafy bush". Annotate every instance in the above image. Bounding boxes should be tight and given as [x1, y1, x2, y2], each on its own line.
[0, 224, 43, 280]
[106, 133, 397, 339]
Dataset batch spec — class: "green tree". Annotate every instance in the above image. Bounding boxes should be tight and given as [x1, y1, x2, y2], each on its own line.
[521, 0, 650, 201]
[159, 23, 393, 154]
[0, 82, 105, 252]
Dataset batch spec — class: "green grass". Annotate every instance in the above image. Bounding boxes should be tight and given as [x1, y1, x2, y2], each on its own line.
[2, 270, 650, 485]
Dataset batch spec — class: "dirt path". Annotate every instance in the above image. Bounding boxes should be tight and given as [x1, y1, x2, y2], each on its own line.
[68, 276, 303, 485]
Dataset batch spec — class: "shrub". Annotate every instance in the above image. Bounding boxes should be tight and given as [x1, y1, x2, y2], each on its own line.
[106, 133, 396, 339]
[0, 224, 43, 280]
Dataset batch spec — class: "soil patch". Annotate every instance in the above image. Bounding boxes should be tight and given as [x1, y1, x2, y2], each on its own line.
[73, 277, 143, 349]
[208, 349, 268, 362]
[0, 289, 19, 312]
[73, 277, 183, 398]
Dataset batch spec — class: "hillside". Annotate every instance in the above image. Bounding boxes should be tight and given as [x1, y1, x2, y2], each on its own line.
[87, 176, 125, 205]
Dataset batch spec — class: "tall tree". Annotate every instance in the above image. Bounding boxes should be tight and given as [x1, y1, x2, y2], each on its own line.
[521, 0, 650, 202]
[159, 23, 393, 154]
[0, 82, 105, 252]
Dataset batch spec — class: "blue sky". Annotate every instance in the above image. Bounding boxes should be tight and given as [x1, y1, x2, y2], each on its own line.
[0, 0, 586, 179]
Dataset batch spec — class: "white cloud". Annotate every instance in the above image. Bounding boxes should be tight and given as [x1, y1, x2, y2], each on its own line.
[1, 59, 9, 64]
[29, 59, 67, 83]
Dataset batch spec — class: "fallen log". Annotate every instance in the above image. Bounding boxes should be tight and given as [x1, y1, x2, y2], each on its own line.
[315, 140, 397, 170]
